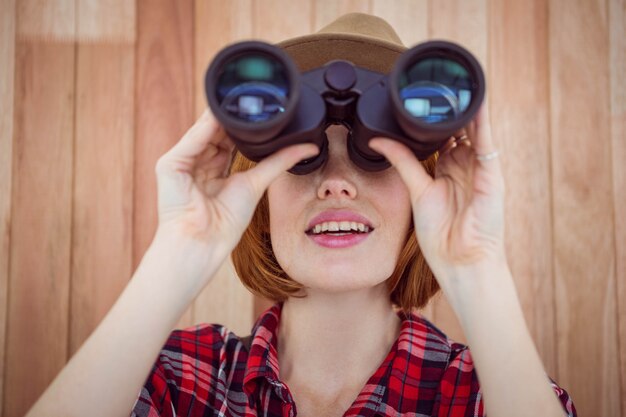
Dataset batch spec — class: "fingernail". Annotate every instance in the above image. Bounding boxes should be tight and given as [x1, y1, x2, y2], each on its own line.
[368, 138, 383, 150]
[301, 144, 320, 158]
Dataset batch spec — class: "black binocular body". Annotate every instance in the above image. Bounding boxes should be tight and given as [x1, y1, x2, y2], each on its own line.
[205, 40, 485, 174]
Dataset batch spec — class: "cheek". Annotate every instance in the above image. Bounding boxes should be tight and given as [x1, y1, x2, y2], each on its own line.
[267, 179, 303, 270]
[393, 190, 412, 231]
[372, 173, 413, 229]
[267, 184, 287, 242]
[267, 176, 299, 227]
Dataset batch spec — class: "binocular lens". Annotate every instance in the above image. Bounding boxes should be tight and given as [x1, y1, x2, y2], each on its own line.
[216, 54, 291, 123]
[398, 57, 473, 124]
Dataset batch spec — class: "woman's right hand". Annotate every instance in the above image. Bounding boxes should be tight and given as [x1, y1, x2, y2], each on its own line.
[25, 110, 319, 417]
[152, 110, 318, 282]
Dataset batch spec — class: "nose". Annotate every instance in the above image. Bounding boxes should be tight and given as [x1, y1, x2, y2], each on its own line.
[316, 125, 358, 200]
[317, 175, 357, 199]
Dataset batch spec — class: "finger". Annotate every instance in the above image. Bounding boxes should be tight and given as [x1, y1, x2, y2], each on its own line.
[241, 143, 320, 200]
[471, 101, 505, 193]
[193, 147, 234, 196]
[368, 138, 433, 201]
[473, 101, 500, 169]
[164, 110, 232, 162]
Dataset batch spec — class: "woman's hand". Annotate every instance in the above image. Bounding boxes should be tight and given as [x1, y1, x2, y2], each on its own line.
[153, 110, 318, 280]
[24, 110, 320, 417]
[371, 105, 572, 417]
[369, 102, 505, 282]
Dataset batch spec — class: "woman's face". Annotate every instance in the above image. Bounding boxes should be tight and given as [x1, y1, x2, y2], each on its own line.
[267, 125, 412, 293]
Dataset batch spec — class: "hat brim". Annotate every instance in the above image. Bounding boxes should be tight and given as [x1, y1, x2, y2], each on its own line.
[277, 33, 407, 74]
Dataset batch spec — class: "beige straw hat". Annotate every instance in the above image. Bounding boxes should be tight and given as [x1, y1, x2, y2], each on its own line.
[276, 13, 407, 74]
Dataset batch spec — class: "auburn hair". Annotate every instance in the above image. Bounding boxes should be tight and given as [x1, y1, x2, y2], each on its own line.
[229, 140, 440, 313]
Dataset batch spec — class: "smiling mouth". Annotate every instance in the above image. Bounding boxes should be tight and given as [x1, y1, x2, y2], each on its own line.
[305, 221, 373, 236]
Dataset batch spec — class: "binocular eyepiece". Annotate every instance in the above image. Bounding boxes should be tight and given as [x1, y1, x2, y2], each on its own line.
[205, 40, 485, 174]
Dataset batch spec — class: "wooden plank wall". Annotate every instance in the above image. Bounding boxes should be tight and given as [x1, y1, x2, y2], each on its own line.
[0, 0, 14, 413]
[550, 1, 620, 415]
[134, 0, 195, 329]
[0, 1, 623, 416]
[611, 1, 626, 415]
[7, 2, 76, 417]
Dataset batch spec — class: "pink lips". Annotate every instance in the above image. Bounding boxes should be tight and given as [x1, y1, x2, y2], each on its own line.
[306, 210, 373, 249]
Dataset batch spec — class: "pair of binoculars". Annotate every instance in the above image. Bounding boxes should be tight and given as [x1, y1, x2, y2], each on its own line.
[205, 40, 485, 174]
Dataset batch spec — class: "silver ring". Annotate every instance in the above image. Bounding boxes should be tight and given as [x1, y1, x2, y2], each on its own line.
[476, 150, 499, 161]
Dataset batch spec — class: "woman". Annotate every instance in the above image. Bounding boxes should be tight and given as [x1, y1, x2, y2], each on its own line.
[27, 13, 575, 417]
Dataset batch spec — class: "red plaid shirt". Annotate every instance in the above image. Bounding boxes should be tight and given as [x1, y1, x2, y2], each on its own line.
[131, 303, 576, 416]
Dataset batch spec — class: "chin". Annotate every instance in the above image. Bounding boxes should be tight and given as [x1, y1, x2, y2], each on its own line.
[288, 263, 392, 293]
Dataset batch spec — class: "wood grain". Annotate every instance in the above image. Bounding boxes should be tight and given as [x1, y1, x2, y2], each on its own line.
[0, 0, 15, 414]
[488, 0, 557, 377]
[314, 0, 371, 31]
[6, 40, 75, 417]
[0, 2, 622, 414]
[428, 0, 487, 62]
[550, 0, 620, 415]
[70, 0, 135, 356]
[252, 0, 313, 42]
[372, 0, 428, 48]
[428, 0, 488, 345]
[609, 0, 626, 414]
[16, 0, 75, 41]
[192, 0, 255, 336]
[135, 0, 195, 330]
[76, 0, 135, 43]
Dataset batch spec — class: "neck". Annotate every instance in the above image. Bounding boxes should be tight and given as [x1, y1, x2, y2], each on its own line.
[277, 285, 401, 397]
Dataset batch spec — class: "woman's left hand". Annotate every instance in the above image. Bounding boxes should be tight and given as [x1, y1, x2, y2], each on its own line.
[369, 102, 505, 282]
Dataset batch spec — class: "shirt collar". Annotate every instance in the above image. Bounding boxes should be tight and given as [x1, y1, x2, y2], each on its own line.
[242, 302, 452, 411]
[243, 303, 284, 395]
